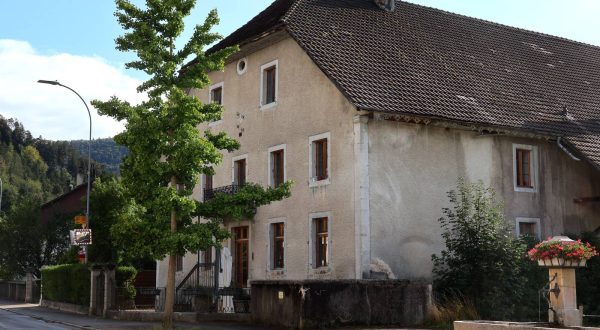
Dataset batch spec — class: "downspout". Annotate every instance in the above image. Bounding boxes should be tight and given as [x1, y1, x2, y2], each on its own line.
[557, 137, 580, 161]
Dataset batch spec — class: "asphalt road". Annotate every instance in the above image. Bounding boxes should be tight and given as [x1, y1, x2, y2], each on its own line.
[0, 300, 279, 329]
[0, 308, 70, 329]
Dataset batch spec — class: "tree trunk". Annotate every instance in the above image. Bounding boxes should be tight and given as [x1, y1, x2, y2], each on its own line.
[162, 254, 176, 328]
[162, 176, 178, 329]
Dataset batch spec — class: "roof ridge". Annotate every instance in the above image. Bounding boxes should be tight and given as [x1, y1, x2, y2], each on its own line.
[403, 0, 600, 50]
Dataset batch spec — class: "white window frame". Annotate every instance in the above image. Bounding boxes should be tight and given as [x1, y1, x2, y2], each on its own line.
[232, 154, 248, 185]
[308, 132, 331, 187]
[208, 82, 224, 127]
[267, 144, 286, 188]
[515, 217, 541, 240]
[267, 217, 286, 271]
[308, 212, 332, 270]
[260, 59, 278, 110]
[512, 144, 538, 193]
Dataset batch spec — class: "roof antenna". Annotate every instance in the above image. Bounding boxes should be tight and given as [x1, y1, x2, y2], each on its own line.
[373, 0, 396, 12]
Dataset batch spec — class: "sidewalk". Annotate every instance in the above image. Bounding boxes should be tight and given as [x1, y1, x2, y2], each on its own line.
[0, 300, 272, 329]
[0, 300, 162, 329]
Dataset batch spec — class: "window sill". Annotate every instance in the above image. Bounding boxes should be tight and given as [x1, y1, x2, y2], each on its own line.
[260, 102, 277, 111]
[208, 120, 223, 127]
[514, 186, 537, 193]
[309, 266, 331, 275]
[309, 178, 331, 188]
[267, 269, 286, 277]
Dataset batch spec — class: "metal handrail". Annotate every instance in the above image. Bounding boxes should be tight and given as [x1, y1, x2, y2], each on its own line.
[176, 263, 201, 292]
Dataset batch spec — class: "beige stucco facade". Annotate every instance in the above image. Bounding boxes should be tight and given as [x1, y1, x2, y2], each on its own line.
[157, 34, 600, 288]
[157, 34, 360, 288]
[368, 117, 600, 280]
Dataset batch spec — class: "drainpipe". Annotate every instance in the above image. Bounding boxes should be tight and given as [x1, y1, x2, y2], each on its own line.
[557, 137, 580, 161]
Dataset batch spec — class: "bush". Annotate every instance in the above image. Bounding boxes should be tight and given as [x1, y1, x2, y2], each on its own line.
[41, 263, 90, 306]
[116, 266, 138, 300]
[571, 232, 600, 326]
[432, 179, 527, 320]
[514, 235, 548, 321]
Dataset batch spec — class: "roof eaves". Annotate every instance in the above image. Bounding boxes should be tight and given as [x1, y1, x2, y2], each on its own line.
[363, 106, 599, 170]
[41, 184, 87, 209]
[181, 0, 295, 75]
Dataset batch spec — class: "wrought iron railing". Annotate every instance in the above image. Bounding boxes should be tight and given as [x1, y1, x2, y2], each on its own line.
[176, 262, 216, 292]
[203, 184, 242, 201]
[173, 249, 221, 312]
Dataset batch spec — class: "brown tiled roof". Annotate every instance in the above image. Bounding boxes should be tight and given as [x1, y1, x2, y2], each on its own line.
[209, 0, 600, 168]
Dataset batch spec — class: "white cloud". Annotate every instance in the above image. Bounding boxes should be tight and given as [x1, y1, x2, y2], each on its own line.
[0, 39, 145, 140]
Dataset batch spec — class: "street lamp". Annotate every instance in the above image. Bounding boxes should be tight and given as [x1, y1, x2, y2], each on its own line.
[38, 80, 92, 263]
[0, 177, 3, 212]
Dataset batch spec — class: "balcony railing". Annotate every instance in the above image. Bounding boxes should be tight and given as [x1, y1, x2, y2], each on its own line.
[203, 184, 242, 202]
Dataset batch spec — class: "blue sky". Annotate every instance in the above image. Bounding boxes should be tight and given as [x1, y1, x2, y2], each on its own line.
[1, 0, 599, 140]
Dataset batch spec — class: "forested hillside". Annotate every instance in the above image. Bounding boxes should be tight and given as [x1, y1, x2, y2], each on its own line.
[70, 138, 128, 174]
[1, 117, 75, 211]
[0, 115, 104, 278]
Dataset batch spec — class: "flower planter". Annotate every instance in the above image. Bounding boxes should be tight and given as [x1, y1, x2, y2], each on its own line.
[528, 236, 597, 267]
[537, 257, 587, 268]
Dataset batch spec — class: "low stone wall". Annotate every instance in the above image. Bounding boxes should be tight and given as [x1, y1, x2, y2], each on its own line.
[40, 299, 89, 315]
[106, 310, 197, 323]
[251, 279, 432, 328]
[105, 310, 251, 323]
[454, 321, 600, 330]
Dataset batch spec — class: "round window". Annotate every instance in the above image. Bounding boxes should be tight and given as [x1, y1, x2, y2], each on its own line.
[237, 58, 247, 75]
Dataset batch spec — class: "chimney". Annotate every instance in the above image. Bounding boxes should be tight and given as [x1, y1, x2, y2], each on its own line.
[373, 0, 396, 12]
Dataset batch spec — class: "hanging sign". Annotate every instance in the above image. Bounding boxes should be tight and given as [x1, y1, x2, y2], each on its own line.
[70, 229, 92, 246]
[74, 215, 87, 226]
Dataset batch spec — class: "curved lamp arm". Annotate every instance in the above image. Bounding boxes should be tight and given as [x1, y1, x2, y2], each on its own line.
[37, 80, 92, 239]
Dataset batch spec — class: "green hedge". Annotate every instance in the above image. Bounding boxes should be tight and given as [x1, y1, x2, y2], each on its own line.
[116, 266, 138, 300]
[41, 264, 90, 306]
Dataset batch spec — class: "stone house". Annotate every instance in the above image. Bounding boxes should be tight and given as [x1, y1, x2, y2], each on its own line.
[156, 0, 600, 289]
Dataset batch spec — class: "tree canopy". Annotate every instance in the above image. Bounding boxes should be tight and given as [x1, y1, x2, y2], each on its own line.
[92, 0, 291, 326]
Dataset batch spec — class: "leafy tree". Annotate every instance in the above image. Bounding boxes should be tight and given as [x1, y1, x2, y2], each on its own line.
[432, 178, 527, 319]
[92, 1, 291, 327]
[0, 197, 73, 279]
[87, 177, 126, 263]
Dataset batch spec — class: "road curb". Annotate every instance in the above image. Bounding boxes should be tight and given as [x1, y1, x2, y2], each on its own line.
[0, 305, 96, 330]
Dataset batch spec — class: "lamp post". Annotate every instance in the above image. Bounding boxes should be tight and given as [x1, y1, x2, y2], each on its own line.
[38, 80, 92, 263]
[0, 177, 3, 212]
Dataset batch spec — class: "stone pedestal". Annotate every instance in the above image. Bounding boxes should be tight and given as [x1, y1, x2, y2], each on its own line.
[548, 268, 582, 326]
[89, 268, 102, 316]
[25, 272, 33, 303]
[103, 268, 116, 317]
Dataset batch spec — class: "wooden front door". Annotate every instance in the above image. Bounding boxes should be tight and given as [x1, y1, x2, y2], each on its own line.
[232, 226, 249, 287]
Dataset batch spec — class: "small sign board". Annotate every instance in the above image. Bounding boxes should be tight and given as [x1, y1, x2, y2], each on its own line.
[74, 215, 87, 226]
[70, 229, 92, 246]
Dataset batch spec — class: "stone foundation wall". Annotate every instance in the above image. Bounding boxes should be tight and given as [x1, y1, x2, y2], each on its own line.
[251, 280, 432, 328]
